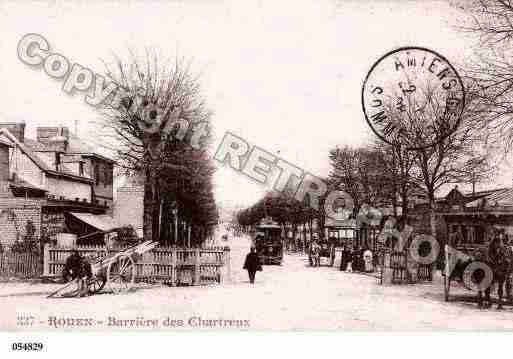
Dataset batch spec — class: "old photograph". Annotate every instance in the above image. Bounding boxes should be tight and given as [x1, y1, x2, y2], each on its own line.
[1, 0, 513, 338]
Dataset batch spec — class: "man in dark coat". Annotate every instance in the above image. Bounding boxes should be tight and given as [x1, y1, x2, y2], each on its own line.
[62, 249, 92, 297]
[341, 245, 353, 272]
[243, 246, 262, 284]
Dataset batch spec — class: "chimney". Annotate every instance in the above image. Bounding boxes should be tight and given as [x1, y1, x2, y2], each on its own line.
[37, 126, 69, 152]
[0, 122, 25, 143]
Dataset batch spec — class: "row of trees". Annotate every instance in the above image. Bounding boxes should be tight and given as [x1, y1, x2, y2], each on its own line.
[237, 1, 510, 238]
[236, 121, 494, 243]
[99, 52, 218, 245]
[326, 0, 513, 236]
[236, 190, 317, 248]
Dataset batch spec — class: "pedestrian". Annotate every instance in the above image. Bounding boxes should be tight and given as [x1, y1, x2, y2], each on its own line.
[311, 241, 321, 267]
[243, 246, 262, 284]
[363, 247, 373, 272]
[345, 246, 353, 272]
[62, 249, 92, 297]
[339, 244, 347, 271]
[352, 246, 362, 272]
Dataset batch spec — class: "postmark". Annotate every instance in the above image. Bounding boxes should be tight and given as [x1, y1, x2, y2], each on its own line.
[361, 46, 465, 150]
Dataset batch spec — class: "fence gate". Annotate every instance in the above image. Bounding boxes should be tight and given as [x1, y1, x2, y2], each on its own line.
[378, 249, 434, 284]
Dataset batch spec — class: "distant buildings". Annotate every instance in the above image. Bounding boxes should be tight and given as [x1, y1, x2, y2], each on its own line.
[114, 175, 144, 238]
[437, 186, 513, 251]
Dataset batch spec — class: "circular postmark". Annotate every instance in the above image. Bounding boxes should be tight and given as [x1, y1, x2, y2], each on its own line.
[361, 47, 465, 150]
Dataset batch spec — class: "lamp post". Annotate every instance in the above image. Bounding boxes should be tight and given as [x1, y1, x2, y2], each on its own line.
[172, 207, 178, 246]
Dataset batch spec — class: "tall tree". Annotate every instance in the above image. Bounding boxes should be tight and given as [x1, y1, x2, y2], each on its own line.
[98, 52, 214, 242]
[456, 0, 513, 151]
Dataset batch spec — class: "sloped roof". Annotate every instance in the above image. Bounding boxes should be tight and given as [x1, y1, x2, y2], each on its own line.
[66, 134, 115, 163]
[467, 188, 513, 208]
[465, 187, 509, 199]
[10, 178, 47, 192]
[0, 128, 93, 184]
[24, 133, 115, 163]
[0, 137, 12, 147]
[0, 128, 51, 172]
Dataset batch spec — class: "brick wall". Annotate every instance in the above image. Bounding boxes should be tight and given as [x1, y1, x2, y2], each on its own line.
[0, 196, 43, 249]
[0, 143, 9, 181]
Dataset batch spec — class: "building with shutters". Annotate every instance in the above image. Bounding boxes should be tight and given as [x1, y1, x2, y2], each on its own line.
[0, 122, 117, 248]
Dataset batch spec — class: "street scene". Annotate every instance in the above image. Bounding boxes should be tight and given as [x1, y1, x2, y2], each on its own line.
[3, 230, 513, 331]
[2, 0, 513, 338]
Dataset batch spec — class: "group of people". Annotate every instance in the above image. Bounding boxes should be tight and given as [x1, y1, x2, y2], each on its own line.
[340, 245, 373, 273]
[307, 235, 374, 272]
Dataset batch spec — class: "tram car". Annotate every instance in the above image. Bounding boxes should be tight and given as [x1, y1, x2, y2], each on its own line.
[253, 217, 283, 265]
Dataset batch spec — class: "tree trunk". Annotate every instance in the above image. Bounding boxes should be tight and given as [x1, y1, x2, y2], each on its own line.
[401, 187, 408, 222]
[429, 194, 437, 238]
[143, 164, 160, 242]
[303, 223, 307, 251]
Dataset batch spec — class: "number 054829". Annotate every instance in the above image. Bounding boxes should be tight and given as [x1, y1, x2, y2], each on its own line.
[11, 343, 43, 351]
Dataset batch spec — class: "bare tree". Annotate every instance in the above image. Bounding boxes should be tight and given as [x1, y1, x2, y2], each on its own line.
[374, 75, 493, 236]
[457, 0, 513, 45]
[97, 51, 213, 242]
[328, 145, 400, 215]
[372, 140, 416, 219]
[455, 0, 513, 151]
[407, 93, 490, 236]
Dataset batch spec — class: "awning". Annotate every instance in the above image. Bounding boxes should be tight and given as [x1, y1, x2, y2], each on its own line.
[325, 218, 357, 228]
[69, 212, 122, 232]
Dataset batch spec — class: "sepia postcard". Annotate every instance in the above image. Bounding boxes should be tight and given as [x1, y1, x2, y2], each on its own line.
[2, 1, 513, 347]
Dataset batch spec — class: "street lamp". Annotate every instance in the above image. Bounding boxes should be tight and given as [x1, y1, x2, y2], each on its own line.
[172, 207, 178, 246]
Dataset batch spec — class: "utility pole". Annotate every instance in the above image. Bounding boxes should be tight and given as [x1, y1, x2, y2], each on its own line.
[172, 206, 178, 246]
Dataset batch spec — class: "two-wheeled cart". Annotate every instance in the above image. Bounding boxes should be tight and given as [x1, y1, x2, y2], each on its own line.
[48, 240, 158, 298]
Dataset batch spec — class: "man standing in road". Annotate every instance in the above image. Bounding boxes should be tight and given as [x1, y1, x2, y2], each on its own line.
[243, 246, 262, 284]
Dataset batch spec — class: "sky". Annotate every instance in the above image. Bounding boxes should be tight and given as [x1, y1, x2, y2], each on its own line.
[0, 0, 512, 209]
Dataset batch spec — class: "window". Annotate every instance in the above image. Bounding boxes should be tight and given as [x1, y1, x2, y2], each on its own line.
[55, 153, 61, 171]
[79, 162, 84, 177]
[475, 226, 485, 245]
[104, 164, 109, 187]
[94, 163, 100, 185]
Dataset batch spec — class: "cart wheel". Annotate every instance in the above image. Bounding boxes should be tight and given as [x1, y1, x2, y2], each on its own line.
[89, 275, 106, 294]
[107, 255, 135, 294]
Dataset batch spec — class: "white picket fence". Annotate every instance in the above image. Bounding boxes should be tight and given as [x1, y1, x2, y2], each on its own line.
[43, 244, 231, 286]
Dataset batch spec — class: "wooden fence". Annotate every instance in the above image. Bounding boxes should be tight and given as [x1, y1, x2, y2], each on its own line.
[377, 249, 434, 284]
[43, 244, 231, 286]
[0, 251, 41, 278]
